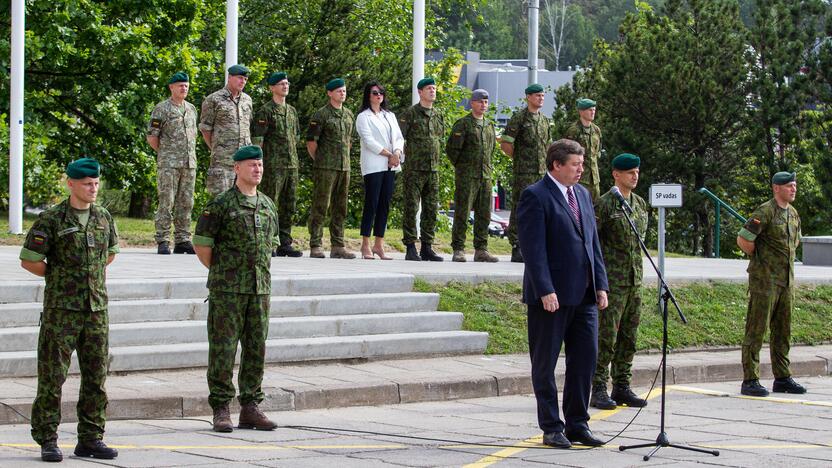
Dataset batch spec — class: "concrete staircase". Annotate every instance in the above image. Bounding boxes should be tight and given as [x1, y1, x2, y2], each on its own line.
[0, 273, 488, 377]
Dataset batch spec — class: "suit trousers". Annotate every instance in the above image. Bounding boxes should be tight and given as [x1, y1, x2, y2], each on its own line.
[360, 170, 396, 238]
[527, 287, 598, 433]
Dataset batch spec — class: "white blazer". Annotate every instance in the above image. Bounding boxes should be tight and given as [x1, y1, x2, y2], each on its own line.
[356, 108, 405, 176]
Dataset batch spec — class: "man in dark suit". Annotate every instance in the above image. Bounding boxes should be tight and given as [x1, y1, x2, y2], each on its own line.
[517, 138, 609, 449]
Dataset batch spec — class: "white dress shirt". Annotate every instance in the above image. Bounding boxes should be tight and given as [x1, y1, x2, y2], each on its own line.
[356, 108, 405, 176]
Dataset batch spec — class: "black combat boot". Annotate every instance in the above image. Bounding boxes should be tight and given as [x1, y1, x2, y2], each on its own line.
[510, 246, 524, 263]
[611, 384, 648, 407]
[40, 439, 62, 462]
[173, 241, 196, 254]
[740, 379, 769, 397]
[772, 377, 807, 394]
[405, 243, 421, 261]
[419, 244, 443, 262]
[157, 241, 171, 255]
[74, 439, 118, 459]
[590, 384, 617, 410]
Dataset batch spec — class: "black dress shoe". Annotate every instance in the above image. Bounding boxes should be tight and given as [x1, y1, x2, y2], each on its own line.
[404, 243, 421, 261]
[542, 432, 571, 449]
[510, 246, 524, 263]
[565, 428, 605, 447]
[741, 379, 769, 397]
[157, 241, 171, 255]
[173, 241, 196, 254]
[772, 377, 807, 394]
[74, 439, 118, 459]
[611, 385, 648, 407]
[41, 440, 62, 462]
[275, 244, 303, 257]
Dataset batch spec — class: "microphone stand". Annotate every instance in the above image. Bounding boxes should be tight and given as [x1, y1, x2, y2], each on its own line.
[613, 193, 720, 461]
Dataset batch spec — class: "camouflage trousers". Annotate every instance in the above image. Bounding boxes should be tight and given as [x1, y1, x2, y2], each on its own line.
[452, 175, 491, 251]
[206, 164, 236, 197]
[507, 172, 543, 248]
[742, 285, 793, 381]
[31, 308, 109, 445]
[261, 167, 298, 246]
[308, 169, 349, 249]
[401, 169, 439, 246]
[207, 292, 270, 409]
[154, 167, 196, 244]
[593, 286, 641, 387]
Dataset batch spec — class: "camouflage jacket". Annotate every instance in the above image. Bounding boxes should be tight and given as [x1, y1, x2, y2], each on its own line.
[564, 120, 602, 200]
[147, 98, 198, 168]
[595, 189, 648, 288]
[251, 100, 300, 169]
[306, 103, 354, 171]
[194, 186, 278, 295]
[19, 199, 119, 311]
[739, 198, 801, 291]
[199, 87, 253, 167]
[446, 113, 496, 179]
[502, 107, 550, 176]
[398, 103, 444, 172]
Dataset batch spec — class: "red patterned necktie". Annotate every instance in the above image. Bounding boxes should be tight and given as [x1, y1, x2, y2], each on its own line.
[567, 186, 582, 232]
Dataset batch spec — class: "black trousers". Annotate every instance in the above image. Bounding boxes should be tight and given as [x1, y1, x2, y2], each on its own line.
[527, 287, 598, 433]
[361, 170, 396, 237]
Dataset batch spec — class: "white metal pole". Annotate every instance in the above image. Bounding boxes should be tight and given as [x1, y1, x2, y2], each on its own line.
[412, 0, 425, 105]
[225, 0, 239, 82]
[527, 0, 540, 85]
[658, 206, 666, 312]
[9, 0, 25, 234]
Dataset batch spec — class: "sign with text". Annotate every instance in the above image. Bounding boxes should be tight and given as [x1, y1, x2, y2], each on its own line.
[649, 184, 683, 208]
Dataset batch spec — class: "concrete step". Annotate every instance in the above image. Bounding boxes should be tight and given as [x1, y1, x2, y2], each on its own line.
[0, 311, 461, 352]
[0, 273, 414, 304]
[0, 330, 489, 377]
[0, 292, 440, 328]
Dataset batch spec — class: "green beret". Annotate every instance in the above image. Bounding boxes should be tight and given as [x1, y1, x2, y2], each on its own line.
[612, 153, 641, 171]
[168, 72, 189, 84]
[525, 83, 544, 94]
[576, 98, 596, 110]
[771, 171, 796, 185]
[417, 77, 435, 90]
[233, 145, 263, 162]
[326, 78, 346, 91]
[66, 158, 101, 179]
[227, 64, 250, 76]
[267, 72, 288, 86]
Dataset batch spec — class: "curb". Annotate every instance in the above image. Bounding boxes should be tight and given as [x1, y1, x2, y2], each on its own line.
[1, 354, 828, 426]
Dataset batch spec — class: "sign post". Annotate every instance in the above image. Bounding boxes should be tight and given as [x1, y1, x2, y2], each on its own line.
[649, 184, 683, 311]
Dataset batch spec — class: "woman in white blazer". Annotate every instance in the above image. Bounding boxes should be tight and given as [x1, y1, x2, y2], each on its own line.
[355, 81, 404, 260]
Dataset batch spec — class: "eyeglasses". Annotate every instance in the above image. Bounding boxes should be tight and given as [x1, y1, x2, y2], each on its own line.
[370, 90, 384, 96]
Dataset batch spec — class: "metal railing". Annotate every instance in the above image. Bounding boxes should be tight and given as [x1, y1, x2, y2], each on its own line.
[697, 187, 747, 258]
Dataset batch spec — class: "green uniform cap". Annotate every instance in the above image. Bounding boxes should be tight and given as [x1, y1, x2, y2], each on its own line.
[525, 83, 544, 94]
[168, 72, 189, 84]
[66, 158, 101, 179]
[576, 98, 596, 110]
[326, 78, 346, 91]
[771, 171, 796, 185]
[417, 77, 435, 89]
[612, 153, 641, 170]
[227, 64, 250, 76]
[233, 145, 263, 161]
[267, 72, 288, 85]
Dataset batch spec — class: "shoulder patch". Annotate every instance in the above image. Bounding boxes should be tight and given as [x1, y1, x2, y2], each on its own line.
[743, 218, 762, 235]
[150, 118, 162, 128]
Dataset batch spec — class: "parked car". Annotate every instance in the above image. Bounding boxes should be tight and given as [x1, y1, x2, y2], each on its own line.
[440, 210, 506, 238]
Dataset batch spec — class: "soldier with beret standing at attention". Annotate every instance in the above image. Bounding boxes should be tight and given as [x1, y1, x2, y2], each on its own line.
[306, 78, 356, 259]
[563, 98, 602, 202]
[200, 64, 254, 196]
[193, 146, 279, 433]
[20, 158, 120, 462]
[148, 71, 199, 255]
[252, 71, 303, 257]
[736, 171, 807, 397]
[500, 83, 551, 263]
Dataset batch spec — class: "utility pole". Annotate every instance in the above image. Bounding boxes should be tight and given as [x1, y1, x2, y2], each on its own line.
[225, 0, 239, 81]
[412, 0, 426, 104]
[9, 0, 25, 234]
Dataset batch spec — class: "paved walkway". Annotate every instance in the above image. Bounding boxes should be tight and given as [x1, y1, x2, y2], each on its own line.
[2, 246, 831, 284]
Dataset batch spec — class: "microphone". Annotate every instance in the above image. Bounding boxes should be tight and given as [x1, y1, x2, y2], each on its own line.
[610, 186, 633, 214]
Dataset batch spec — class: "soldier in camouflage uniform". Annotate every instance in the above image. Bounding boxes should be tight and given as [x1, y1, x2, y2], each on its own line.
[736, 171, 806, 397]
[500, 84, 551, 263]
[193, 146, 279, 433]
[19, 158, 120, 462]
[252, 71, 303, 257]
[563, 98, 601, 202]
[447, 89, 498, 263]
[591, 153, 649, 410]
[200, 64, 253, 196]
[306, 78, 356, 259]
[398, 77, 444, 262]
[147, 71, 198, 255]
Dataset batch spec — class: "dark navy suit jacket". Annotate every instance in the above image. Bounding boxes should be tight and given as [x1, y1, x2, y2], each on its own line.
[517, 175, 609, 306]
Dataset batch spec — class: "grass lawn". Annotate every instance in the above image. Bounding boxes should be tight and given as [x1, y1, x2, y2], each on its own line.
[413, 280, 832, 355]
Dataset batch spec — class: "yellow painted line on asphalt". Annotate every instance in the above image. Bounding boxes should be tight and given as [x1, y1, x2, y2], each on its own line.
[0, 442, 406, 450]
[463, 388, 663, 468]
[670, 384, 832, 407]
